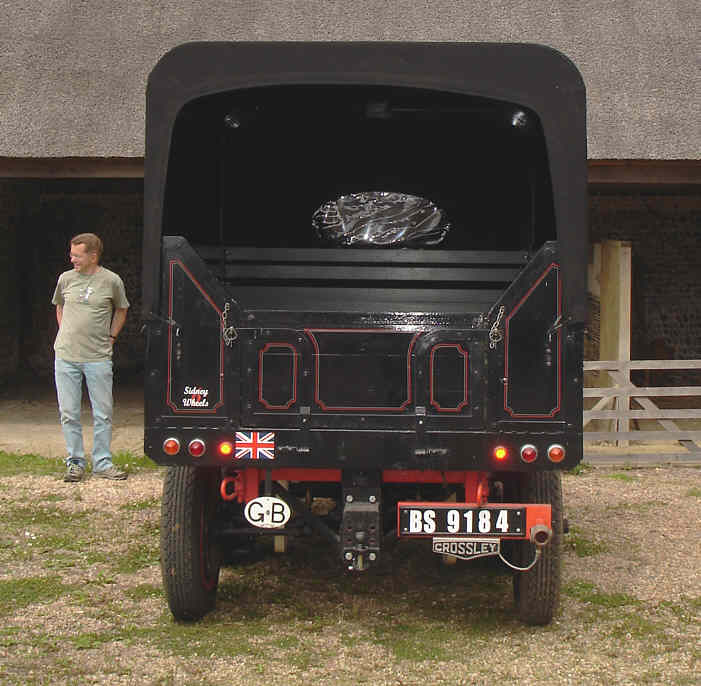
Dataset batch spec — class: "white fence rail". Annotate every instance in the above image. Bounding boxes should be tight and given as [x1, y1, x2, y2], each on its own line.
[583, 360, 701, 463]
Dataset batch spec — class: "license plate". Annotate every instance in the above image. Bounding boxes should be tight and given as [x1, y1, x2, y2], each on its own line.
[398, 504, 526, 537]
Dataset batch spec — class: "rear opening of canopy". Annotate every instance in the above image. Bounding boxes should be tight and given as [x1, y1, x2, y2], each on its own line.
[164, 85, 555, 254]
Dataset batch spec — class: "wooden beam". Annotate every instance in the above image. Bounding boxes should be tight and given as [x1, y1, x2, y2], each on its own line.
[1, 157, 699, 184]
[599, 240, 632, 445]
[0, 157, 144, 178]
[589, 159, 701, 188]
[599, 241, 632, 364]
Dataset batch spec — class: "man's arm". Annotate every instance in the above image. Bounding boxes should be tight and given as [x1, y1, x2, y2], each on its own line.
[56, 305, 63, 327]
[110, 308, 128, 340]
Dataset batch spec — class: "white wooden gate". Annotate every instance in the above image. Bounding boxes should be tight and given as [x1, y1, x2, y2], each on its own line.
[583, 360, 701, 464]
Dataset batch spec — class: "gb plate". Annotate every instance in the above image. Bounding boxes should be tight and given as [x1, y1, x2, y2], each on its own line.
[244, 496, 291, 529]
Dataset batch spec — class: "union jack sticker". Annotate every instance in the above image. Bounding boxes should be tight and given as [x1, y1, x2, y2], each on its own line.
[235, 431, 275, 460]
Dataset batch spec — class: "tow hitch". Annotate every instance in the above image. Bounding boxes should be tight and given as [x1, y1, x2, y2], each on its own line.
[341, 472, 381, 571]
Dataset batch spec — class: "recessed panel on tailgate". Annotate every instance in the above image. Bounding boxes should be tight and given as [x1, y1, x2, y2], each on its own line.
[306, 329, 419, 412]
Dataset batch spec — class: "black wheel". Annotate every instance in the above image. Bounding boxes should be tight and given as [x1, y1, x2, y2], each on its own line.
[160, 466, 221, 621]
[512, 470, 563, 625]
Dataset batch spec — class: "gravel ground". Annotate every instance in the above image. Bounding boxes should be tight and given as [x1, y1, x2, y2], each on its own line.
[0, 384, 699, 685]
[0, 464, 699, 686]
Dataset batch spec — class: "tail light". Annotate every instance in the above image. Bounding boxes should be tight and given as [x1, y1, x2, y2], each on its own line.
[163, 437, 180, 456]
[218, 441, 234, 457]
[520, 444, 538, 463]
[493, 445, 508, 461]
[547, 444, 565, 463]
[188, 438, 206, 458]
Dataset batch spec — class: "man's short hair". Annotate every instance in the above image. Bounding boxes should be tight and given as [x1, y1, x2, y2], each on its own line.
[71, 233, 103, 259]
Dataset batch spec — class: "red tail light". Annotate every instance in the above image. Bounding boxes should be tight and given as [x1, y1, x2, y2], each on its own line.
[188, 439, 206, 458]
[493, 445, 508, 461]
[547, 444, 565, 463]
[163, 437, 180, 456]
[520, 444, 538, 463]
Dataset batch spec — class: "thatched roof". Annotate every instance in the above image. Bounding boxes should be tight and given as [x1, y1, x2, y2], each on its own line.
[1, 1, 697, 159]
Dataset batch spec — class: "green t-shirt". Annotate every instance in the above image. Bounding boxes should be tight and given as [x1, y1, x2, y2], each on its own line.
[52, 267, 130, 362]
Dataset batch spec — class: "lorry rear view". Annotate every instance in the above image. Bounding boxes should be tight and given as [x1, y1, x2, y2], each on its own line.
[143, 42, 587, 624]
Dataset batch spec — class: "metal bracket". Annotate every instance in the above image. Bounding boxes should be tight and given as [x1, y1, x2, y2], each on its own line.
[546, 314, 564, 342]
[489, 306, 506, 349]
[222, 302, 238, 346]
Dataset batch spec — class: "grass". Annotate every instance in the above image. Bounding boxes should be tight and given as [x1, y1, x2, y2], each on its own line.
[0, 576, 71, 617]
[567, 462, 593, 476]
[685, 486, 701, 498]
[605, 500, 666, 514]
[4, 503, 91, 529]
[0, 460, 698, 685]
[0, 450, 64, 476]
[564, 580, 639, 608]
[0, 503, 102, 571]
[112, 542, 160, 574]
[565, 525, 608, 557]
[0, 449, 157, 478]
[120, 496, 160, 512]
[372, 621, 453, 661]
[112, 450, 161, 473]
[607, 472, 637, 482]
[125, 583, 163, 601]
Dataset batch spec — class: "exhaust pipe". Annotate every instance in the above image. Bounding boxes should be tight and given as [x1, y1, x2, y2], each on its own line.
[529, 524, 553, 547]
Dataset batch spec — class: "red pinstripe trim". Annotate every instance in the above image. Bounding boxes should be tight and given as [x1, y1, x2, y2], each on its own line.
[503, 263, 562, 418]
[166, 259, 224, 414]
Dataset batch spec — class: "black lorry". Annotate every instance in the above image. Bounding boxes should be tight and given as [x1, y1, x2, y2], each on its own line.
[143, 42, 587, 625]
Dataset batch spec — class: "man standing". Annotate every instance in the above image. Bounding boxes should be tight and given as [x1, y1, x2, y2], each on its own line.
[52, 233, 130, 482]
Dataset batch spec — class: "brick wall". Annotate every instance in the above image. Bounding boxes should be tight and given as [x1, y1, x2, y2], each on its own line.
[588, 193, 701, 362]
[0, 181, 23, 380]
[1, 182, 699, 384]
[1, 179, 143, 383]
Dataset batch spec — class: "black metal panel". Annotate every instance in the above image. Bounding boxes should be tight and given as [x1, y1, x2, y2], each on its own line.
[430, 344, 470, 412]
[145, 236, 582, 474]
[166, 260, 224, 414]
[258, 343, 298, 410]
[307, 329, 418, 412]
[504, 264, 560, 417]
[144, 425, 583, 472]
[144, 237, 241, 428]
[228, 286, 502, 314]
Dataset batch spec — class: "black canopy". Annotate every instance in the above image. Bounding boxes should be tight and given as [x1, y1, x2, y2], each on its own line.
[144, 42, 587, 322]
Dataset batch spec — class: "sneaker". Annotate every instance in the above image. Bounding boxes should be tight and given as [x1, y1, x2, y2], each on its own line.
[93, 465, 127, 480]
[64, 463, 86, 482]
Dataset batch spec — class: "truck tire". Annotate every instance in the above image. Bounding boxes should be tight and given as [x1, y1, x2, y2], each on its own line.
[512, 470, 563, 625]
[160, 466, 221, 621]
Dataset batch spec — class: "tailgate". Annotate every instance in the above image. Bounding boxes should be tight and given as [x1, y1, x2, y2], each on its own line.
[241, 325, 487, 432]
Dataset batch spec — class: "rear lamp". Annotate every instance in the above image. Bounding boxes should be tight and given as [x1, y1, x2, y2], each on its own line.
[493, 445, 508, 461]
[218, 441, 234, 457]
[188, 438, 206, 458]
[520, 444, 538, 463]
[547, 444, 566, 463]
[162, 437, 180, 456]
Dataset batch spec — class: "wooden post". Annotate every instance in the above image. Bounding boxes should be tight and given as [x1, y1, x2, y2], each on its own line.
[599, 240, 632, 445]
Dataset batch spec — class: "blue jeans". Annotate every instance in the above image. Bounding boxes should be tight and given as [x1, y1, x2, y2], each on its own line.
[55, 358, 115, 472]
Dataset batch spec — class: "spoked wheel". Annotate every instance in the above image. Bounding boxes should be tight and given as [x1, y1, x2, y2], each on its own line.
[160, 466, 221, 621]
[512, 470, 563, 625]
